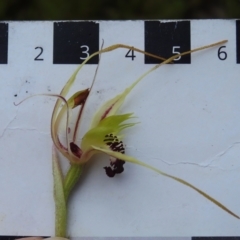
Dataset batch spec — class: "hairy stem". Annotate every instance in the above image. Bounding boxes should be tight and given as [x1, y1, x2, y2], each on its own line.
[52, 147, 67, 237]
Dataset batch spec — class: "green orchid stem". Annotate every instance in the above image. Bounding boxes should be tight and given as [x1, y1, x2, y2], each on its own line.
[64, 163, 84, 201]
[55, 198, 67, 238]
[54, 161, 83, 237]
[52, 148, 67, 237]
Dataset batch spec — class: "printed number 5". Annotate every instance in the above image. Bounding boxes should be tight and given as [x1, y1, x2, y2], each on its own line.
[172, 46, 181, 61]
[80, 45, 89, 60]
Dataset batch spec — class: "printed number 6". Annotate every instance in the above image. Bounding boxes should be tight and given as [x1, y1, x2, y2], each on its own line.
[80, 45, 89, 60]
[218, 46, 227, 60]
[172, 46, 181, 61]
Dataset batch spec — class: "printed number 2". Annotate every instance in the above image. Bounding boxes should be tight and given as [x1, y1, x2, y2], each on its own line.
[80, 45, 89, 60]
[172, 46, 181, 61]
[34, 47, 43, 61]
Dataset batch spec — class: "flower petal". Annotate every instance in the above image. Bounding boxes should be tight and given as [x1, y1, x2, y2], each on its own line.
[53, 89, 89, 137]
[81, 113, 136, 153]
[49, 89, 91, 165]
[92, 145, 240, 220]
[90, 77, 141, 128]
[90, 40, 229, 128]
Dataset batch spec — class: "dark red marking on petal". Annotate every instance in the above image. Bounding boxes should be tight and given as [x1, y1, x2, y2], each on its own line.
[73, 89, 90, 109]
[104, 167, 115, 177]
[57, 135, 68, 151]
[100, 96, 123, 121]
[112, 159, 125, 174]
[103, 134, 126, 178]
[70, 142, 82, 158]
[100, 104, 114, 121]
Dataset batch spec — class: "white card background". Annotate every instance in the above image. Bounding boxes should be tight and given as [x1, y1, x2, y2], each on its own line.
[0, 20, 240, 237]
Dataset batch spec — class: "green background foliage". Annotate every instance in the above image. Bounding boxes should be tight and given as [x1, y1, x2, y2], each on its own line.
[0, 0, 240, 20]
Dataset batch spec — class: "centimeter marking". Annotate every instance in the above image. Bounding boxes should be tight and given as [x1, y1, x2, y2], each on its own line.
[0, 20, 239, 65]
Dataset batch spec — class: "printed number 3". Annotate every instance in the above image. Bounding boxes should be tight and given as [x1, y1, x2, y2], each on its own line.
[172, 46, 181, 61]
[80, 45, 89, 60]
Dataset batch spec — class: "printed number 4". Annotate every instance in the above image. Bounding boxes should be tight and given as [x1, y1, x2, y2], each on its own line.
[125, 49, 136, 60]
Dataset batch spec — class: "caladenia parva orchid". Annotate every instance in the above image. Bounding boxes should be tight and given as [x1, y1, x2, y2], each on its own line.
[17, 40, 239, 238]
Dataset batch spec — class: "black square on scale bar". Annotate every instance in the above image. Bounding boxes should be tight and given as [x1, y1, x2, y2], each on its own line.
[237, 20, 240, 64]
[145, 21, 191, 64]
[0, 23, 8, 64]
[53, 21, 99, 64]
[0, 236, 49, 240]
[193, 237, 240, 240]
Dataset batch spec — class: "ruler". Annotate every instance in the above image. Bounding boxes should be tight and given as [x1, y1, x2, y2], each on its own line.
[0, 20, 240, 238]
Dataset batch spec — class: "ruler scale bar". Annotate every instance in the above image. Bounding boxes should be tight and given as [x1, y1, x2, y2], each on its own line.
[0, 20, 239, 64]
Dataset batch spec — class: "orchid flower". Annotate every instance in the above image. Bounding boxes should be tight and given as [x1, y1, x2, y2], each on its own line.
[17, 40, 239, 238]
[49, 39, 239, 237]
